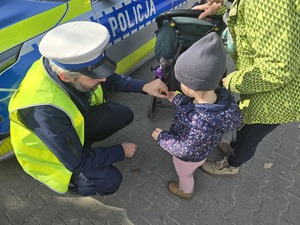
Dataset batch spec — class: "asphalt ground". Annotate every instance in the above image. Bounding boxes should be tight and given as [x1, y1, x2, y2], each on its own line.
[1, 56, 300, 225]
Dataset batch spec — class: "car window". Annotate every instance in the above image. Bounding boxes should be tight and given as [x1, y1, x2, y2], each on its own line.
[0, 44, 22, 73]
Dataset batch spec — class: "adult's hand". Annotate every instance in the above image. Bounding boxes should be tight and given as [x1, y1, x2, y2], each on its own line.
[222, 76, 231, 89]
[207, 0, 224, 4]
[121, 142, 137, 158]
[192, 2, 222, 20]
[142, 79, 170, 99]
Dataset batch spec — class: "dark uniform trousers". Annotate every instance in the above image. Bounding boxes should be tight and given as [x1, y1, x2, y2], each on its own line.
[71, 102, 134, 196]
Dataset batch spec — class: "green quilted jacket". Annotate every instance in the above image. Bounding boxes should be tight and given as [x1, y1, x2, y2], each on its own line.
[224, 0, 300, 124]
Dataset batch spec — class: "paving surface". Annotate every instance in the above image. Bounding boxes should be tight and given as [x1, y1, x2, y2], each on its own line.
[1, 57, 300, 225]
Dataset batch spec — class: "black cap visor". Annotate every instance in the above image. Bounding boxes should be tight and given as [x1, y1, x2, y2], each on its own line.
[71, 56, 117, 79]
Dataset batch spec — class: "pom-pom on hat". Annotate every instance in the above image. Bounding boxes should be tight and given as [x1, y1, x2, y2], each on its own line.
[39, 21, 116, 78]
[174, 32, 227, 91]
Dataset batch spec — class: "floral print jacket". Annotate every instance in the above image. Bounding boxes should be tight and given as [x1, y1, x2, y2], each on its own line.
[157, 88, 243, 162]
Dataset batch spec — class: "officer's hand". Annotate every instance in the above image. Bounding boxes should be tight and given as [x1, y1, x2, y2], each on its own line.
[121, 142, 137, 158]
[142, 79, 170, 99]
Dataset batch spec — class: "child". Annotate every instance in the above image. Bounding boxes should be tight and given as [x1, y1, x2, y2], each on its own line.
[152, 32, 243, 199]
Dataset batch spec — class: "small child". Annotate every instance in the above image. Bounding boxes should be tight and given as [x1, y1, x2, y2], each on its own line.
[152, 32, 243, 199]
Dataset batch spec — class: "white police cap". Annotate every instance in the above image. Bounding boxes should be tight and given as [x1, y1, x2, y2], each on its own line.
[39, 21, 116, 78]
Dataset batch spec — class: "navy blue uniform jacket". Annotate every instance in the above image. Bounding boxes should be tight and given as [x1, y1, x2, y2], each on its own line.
[18, 58, 147, 175]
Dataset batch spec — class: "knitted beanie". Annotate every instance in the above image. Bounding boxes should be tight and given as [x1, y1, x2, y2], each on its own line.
[174, 32, 227, 91]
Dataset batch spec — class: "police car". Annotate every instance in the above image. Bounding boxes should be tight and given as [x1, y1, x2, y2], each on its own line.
[0, 0, 199, 161]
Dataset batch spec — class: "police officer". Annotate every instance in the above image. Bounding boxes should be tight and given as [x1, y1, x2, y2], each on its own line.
[9, 21, 169, 196]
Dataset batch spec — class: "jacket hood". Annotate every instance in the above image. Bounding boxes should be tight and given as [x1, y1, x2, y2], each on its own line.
[179, 88, 243, 133]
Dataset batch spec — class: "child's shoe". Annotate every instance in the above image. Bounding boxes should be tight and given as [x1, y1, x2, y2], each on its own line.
[168, 181, 193, 199]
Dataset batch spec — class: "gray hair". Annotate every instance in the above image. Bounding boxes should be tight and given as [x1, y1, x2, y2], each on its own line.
[48, 59, 81, 78]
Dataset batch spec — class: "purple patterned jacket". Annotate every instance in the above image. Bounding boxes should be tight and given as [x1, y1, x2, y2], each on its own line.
[157, 88, 243, 162]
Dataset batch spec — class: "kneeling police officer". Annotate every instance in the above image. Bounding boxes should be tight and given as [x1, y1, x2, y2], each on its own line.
[9, 21, 169, 196]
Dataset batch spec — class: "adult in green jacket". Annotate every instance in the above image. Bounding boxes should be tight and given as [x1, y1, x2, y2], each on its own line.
[193, 0, 300, 174]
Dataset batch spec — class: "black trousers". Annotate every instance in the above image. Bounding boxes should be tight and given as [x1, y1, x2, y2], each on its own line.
[228, 124, 279, 167]
[84, 101, 134, 146]
[71, 101, 134, 196]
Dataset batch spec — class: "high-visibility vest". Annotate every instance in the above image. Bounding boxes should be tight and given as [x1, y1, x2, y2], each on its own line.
[9, 58, 104, 193]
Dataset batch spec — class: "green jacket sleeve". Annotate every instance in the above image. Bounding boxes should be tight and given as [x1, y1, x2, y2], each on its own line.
[225, 0, 300, 95]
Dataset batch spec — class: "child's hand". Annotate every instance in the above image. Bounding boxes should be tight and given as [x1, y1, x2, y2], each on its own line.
[167, 91, 178, 102]
[152, 128, 162, 141]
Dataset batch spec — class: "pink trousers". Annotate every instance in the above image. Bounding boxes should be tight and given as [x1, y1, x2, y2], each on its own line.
[173, 156, 206, 194]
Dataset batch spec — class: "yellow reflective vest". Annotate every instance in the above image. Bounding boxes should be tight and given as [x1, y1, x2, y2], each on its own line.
[9, 58, 104, 193]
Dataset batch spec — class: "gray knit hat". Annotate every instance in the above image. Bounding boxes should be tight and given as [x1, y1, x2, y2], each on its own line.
[174, 32, 227, 91]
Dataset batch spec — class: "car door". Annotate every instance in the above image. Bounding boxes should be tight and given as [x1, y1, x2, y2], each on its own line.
[0, 0, 93, 160]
